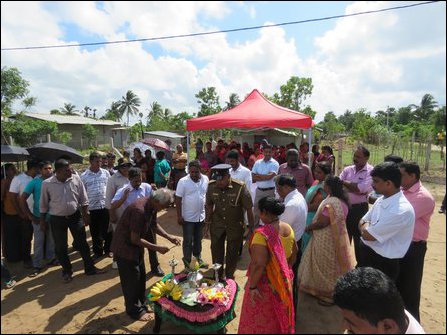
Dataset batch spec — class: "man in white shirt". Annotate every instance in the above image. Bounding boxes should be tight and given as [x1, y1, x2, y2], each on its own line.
[81, 152, 111, 260]
[228, 150, 252, 191]
[252, 143, 279, 228]
[334, 267, 425, 334]
[358, 162, 415, 282]
[175, 160, 209, 270]
[105, 157, 131, 268]
[275, 173, 308, 308]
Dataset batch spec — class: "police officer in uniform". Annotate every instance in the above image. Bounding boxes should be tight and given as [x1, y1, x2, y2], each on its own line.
[204, 164, 254, 279]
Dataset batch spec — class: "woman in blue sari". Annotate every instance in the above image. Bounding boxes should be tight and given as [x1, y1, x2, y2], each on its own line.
[301, 161, 332, 252]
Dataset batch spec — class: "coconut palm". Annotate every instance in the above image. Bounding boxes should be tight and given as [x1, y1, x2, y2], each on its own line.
[101, 101, 121, 121]
[118, 90, 141, 126]
[223, 93, 240, 111]
[410, 94, 438, 122]
[60, 103, 79, 116]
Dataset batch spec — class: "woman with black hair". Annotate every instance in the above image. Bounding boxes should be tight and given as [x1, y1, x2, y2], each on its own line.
[238, 196, 296, 334]
[298, 175, 354, 306]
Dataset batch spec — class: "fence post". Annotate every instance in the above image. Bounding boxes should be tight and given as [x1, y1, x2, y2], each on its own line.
[424, 136, 432, 172]
[410, 131, 415, 160]
[337, 140, 343, 175]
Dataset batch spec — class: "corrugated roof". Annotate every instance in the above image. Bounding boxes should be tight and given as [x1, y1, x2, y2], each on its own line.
[21, 113, 122, 126]
[143, 131, 185, 138]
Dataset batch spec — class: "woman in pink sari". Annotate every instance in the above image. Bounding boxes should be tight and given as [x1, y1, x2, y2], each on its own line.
[298, 175, 354, 306]
[238, 197, 296, 334]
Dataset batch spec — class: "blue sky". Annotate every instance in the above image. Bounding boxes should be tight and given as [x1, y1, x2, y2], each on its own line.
[1, 1, 445, 125]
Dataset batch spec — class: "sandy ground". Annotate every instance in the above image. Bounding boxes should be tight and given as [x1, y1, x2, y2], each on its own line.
[1, 183, 446, 334]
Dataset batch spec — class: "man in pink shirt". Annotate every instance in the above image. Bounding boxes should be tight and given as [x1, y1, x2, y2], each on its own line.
[278, 149, 314, 197]
[339, 145, 374, 262]
[397, 161, 435, 322]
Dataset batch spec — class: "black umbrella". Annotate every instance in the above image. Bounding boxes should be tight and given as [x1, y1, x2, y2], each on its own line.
[27, 142, 84, 164]
[1, 144, 30, 162]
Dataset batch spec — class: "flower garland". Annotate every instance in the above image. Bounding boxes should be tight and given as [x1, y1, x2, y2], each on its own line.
[197, 286, 230, 307]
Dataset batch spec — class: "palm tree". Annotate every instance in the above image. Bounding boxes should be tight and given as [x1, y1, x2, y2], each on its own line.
[60, 103, 79, 116]
[148, 101, 162, 119]
[83, 106, 91, 117]
[411, 94, 438, 121]
[161, 108, 172, 121]
[117, 90, 141, 126]
[101, 101, 121, 121]
[223, 93, 240, 111]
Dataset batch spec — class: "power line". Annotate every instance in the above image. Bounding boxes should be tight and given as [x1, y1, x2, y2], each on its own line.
[1, 1, 440, 51]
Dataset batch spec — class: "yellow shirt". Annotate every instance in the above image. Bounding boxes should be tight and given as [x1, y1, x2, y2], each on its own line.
[173, 152, 188, 170]
[251, 224, 295, 259]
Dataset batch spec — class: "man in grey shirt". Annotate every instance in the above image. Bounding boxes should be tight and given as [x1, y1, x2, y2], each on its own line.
[40, 159, 106, 283]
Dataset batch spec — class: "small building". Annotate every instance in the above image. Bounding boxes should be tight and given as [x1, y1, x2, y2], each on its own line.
[143, 130, 186, 148]
[16, 113, 129, 149]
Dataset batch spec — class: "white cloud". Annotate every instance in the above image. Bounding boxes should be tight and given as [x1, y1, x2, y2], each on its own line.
[306, 1, 446, 121]
[1, 1, 445, 127]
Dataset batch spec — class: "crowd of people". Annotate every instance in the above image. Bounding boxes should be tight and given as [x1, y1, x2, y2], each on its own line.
[1, 136, 442, 334]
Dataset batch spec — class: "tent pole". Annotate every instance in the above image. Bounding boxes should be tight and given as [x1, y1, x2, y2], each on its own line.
[186, 131, 190, 167]
[308, 128, 312, 167]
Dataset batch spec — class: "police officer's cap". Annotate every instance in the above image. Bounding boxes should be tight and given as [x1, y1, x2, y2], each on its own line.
[210, 164, 231, 180]
[211, 164, 231, 172]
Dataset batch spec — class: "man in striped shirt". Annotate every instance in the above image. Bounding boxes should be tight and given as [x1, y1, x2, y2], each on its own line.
[81, 152, 111, 260]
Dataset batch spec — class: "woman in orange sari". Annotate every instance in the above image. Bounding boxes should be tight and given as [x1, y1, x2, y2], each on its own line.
[238, 197, 296, 334]
[298, 175, 354, 306]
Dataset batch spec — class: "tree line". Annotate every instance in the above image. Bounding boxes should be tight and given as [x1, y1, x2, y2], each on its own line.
[1, 65, 445, 147]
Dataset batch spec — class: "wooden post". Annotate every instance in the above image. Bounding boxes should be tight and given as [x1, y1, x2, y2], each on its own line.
[424, 136, 432, 172]
[47, 134, 51, 142]
[410, 131, 415, 160]
[337, 140, 343, 175]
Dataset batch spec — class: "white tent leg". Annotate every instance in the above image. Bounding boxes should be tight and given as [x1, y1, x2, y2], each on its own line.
[186, 131, 190, 167]
[308, 128, 312, 167]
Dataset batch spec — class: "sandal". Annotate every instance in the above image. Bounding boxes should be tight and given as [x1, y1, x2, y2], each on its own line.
[5, 279, 17, 289]
[138, 312, 152, 321]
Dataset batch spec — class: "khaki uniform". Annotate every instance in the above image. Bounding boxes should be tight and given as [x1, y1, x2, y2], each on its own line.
[206, 178, 253, 278]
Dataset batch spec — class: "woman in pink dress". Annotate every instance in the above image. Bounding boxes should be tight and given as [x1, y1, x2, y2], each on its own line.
[238, 197, 296, 334]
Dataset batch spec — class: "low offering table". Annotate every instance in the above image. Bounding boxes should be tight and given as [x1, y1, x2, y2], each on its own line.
[148, 273, 239, 334]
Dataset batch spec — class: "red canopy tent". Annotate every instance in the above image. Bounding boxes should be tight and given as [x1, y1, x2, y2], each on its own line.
[185, 89, 315, 165]
[186, 89, 314, 131]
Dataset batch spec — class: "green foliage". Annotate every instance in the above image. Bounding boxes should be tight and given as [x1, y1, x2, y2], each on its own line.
[54, 131, 72, 144]
[300, 105, 317, 119]
[338, 110, 355, 131]
[101, 101, 121, 121]
[195, 87, 221, 117]
[273, 76, 313, 111]
[318, 111, 344, 140]
[129, 123, 143, 142]
[1, 66, 30, 117]
[223, 93, 241, 111]
[2, 114, 58, 147]
[22, 96, 37, 110]
[81, 123, 99, 148]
